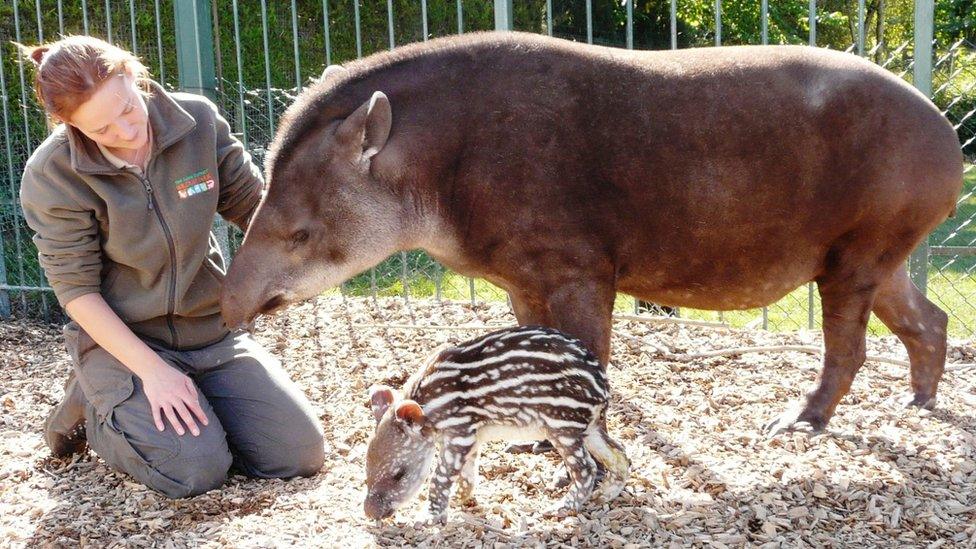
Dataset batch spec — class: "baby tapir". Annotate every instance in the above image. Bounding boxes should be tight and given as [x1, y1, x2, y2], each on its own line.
[363, 326, 630, 523]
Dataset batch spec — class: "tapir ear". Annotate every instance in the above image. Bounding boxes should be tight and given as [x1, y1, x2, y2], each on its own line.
[394, 400, 426, 430]
[335, 91, 392, 164]
[319, 64, 347, 82]
[368, 384, 396, 423]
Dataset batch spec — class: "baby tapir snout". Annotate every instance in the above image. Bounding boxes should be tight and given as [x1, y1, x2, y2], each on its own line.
[363, 326, 630, 523]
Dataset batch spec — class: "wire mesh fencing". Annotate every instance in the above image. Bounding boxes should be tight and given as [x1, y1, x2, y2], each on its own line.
[2, 0, 974, 338]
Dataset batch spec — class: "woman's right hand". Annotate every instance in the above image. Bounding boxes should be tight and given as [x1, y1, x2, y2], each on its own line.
[141, 361, 209, 436]
[63, 294, 211, 437]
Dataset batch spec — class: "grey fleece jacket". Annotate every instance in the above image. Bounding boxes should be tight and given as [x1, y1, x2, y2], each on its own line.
[20, 81, 263, 350]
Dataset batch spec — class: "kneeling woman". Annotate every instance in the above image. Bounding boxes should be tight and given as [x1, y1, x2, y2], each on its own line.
[18, 36, 324, 497]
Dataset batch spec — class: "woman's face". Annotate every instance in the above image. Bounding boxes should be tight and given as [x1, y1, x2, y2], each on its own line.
[68, 70, 149, 151]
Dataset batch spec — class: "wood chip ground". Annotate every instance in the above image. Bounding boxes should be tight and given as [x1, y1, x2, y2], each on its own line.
[2, 296, 975, 548]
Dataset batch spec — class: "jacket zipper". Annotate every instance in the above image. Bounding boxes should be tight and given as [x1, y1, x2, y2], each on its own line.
[137, 173, 180, 348]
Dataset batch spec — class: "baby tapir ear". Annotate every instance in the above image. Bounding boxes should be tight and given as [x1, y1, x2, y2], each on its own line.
[368, 384, 396, 423]
[394, 400, 426, 430]
[336, 91, 392, 165]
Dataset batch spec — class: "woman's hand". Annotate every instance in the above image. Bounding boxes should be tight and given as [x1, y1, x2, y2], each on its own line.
[65, 294, 211, 436]
[140, 360, 209, 436]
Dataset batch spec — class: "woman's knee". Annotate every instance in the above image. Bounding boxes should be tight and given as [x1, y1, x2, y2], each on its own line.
[153, 450, 234, 498]
[244, 419, 325, 479]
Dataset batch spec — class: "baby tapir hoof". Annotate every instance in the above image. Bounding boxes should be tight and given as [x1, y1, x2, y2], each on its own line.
[552, 459, 608, 490]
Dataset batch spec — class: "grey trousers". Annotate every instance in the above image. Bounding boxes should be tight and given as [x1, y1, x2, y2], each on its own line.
[63, 322, 325, 498]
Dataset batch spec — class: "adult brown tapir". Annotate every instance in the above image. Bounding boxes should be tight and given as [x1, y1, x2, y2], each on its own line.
[221, 32, 963, 435]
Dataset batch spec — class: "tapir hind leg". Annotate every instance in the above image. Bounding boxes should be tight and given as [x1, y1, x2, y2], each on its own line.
[871, 266, 946, 409]
[766, 275, 877, 435]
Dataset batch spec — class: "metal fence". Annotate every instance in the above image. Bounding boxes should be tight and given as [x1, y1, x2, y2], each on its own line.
[1, 0, 974, 336]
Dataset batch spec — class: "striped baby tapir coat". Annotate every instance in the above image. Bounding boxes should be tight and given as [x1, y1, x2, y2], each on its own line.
[364, 325, 630, 523]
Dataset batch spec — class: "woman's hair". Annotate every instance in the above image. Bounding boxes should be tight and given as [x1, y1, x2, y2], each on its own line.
[13, 35, 151, 123]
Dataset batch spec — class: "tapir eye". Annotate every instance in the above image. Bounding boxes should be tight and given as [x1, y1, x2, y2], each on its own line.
[291, 229, 309, 245]
[393, 468, 406, 482]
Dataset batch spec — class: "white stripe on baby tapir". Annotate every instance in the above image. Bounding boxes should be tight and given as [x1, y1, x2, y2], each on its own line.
[439, 349, 579, 371]
[462, 365, 604, 396]
[455, 328, 545, 353]
[435, 415, 473, 429]
[447, 433, 477, 446]
[418, 368, 460, 388]
[423, 372, 595, 412]
[540, 414, 590, 430]
[494, 395, 598, 409]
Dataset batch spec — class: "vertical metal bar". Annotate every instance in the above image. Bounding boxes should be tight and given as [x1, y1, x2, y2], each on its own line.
[291, 0, 301, 88]
[232, 0, 248, 149]
[468, 277, 475, 305]
[809, 0, 816, 46]
[434, 269, 442, 302]
[909, 0, 934, 293]
[354, 0, 362, 58]
[259, 0, 275, 133]
[58, 0, 65, 36]
[761, 0, 768, 45]
[174, 0, 217, 100]
[546, 0, 552, 36]
[762, 306, 769, 330]
[370, 268, 378, 304]
[714, 0, 722, 46]
[155, 0, 166, 82]
[0, 46, 15, 318]
[35, 0, 44, 42]
[421, 0, 428, 40]
[34, 0, 51, 319]
[626, 0, 633, 50]
[586, 0, 593, 44]
[105, 0, 113, 43]
[495, 0, 513, 31]
[633, 297, 639, 314]
[456, 0, 463, 34]
[671, 0, 677, 49]
[400, 251, 409, 302]
[11, 3, 31, 311]
[857, 0, 865, 55]
[82, 0, 89, 34]
[807, 282, 815, 329]
[130, 0, 138, 54]
[322, 0, 332, 65]
[387, 0, 395, 50]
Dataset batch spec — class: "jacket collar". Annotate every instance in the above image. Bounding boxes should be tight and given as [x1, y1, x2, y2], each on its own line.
[66, 80, 197, 175]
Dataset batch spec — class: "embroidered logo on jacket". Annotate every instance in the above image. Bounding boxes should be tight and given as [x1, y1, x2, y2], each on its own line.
[174, 169, 216, 199]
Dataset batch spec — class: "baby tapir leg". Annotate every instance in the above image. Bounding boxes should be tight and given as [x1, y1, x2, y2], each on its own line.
[426, 430, 476, 523]
[584, 420, 630, 502]
[455, 442, 480, 503]
[548, 430, 597, 514]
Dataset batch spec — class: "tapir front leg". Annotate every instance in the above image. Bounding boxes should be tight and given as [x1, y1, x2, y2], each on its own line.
[543, 278, 616, 367]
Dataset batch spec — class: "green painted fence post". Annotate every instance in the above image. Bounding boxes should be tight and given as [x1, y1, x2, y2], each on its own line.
[173, 0, 230, 259]
[494, 0, 513, 31]
[173, 0, 216, 101]
[910, 0, 934, 294]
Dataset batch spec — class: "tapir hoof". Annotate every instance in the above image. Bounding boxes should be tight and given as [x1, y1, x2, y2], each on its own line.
[896, 392, 938, 410]
[551, 460, 607, 490]
[764, 407, 827, 438]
